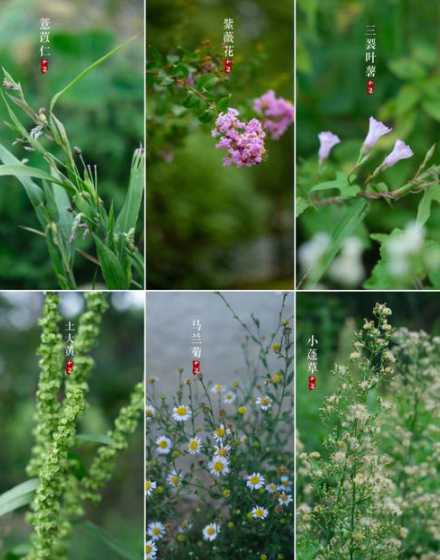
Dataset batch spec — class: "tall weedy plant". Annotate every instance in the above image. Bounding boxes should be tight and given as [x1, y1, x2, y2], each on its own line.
[0, 38, 144, 289]
[0, 293, 143, 559]
[297, 303, 440, 559]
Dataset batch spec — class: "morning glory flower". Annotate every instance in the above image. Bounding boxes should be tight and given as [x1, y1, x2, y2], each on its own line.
[382, 140, 414, 169]
[362, 117, 392, 152]
[318, 131, 341, 163]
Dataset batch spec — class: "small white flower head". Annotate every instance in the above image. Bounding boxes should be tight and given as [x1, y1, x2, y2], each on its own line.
[208, 455, 230, 478]
[156, 435, 172, 455]
[214, 444, 231, 457]
[251, 506, 269, 520]
[224, 391, 237, 404]
[145, 405, 155, 420]
[363, 117, 392, 152]
[256, 395, 272, 411]
[187, 436, 202, 455]
[298, 232, 330, 272]
[278, 492, 293, 506]
[167, 469, 183, 488]
[147, 521, 165, 541]
[328, 236, 365, 287]
[382, 139, 414, 169]
[203, 522, 220, 541]
[172, 404, 192, 422]
[213, 424, 230, 443]
[265, 482, 278, 494]
[211, 383, 224, 395]
[145, 479, 157, 497]
[246, 472, 265, 490]
[145, 539, 157, 560]
[318, 131, 341, 163]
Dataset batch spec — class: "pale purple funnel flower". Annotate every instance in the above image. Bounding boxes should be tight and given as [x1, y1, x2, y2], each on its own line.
[382, 139, 414, 169]
[363, 117, 392, 151]
[318, 131, 341, 163]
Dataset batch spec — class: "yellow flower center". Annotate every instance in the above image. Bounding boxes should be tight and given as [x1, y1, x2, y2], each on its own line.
[207, 527, 215, 535]
[145, 544, 153, 553]
[159, 440, 168, 448]
[214, 461, 224, 472]
[189, 440, 199, 450]
[152, 528, 160, 536]
[215, 427, 225, 438]
[176, 406, 188, 416]
[250, 475, 260, 485]
[145, 481, 151, 490]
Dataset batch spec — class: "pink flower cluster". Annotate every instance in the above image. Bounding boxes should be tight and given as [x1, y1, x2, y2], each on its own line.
[254, 90, 295, 140]
[212, 108, 266, 167]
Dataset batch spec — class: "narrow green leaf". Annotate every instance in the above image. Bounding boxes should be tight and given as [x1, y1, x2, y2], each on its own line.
[80, 522, 139, 560]
[94, 235, 129, 289]
[77, 433, 113, 446]
[0, 479, 38, 516]
[300, 199, 369, 288]
[50, 36, 137, 113]
[416, 185, 440, 225]
[0, 143, 46, 225]
[0, 164, 70, 190]
[116, 149, 144, 234]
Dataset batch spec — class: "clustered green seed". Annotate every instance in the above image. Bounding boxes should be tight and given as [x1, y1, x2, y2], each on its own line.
[80, 381, 144, 503]
[25, 293, 142, 560]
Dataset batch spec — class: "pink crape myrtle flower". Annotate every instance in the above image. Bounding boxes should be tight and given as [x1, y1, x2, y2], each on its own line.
[362, 117, 392, 152]
[253, 90, 294, 140]
[318, 131, 341, 164]
[212, 108, 266, 167]
[382, 139, 414, 169]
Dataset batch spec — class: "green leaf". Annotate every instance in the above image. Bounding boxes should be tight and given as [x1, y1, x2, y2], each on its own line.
[94, 236, 129, 289]
[50, 36, 137, 113]
[0, 479, 38, 516]
[116, 150, 144, 234]
[310, 172, 360, 199]
[79, 522, 140, 560]
[77, 433, 113, 446]
[0, 164, 71, 191]
[0, 144, 45, 224]
[300, 199, 369, 288]
[416, 185, 440, 225]
[296, 196, 309, 218]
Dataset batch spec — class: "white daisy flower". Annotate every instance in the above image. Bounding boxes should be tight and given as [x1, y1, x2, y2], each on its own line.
[187, 436, 202, 455]
[147, 521, 165, 541]
[213, 444, 231, 457]
[145, 405, 155, 420]
[265, 482, 277, 494]
[144, 480, 157, 497]
[210, 383, 224, 395]
[256, 395, 272, 411]
[278, 492, 293, 506]
[213, 424, 230, 443]
[224, 391, 236, 404]
[172, 404, 192, 422]
[156, 435, 172, 455]
[208, 455, 230, 478]
[145, 539, 157, 559]
[167, 469, 183, 488]
[246, 472, 265, 490]
[203, 523, 220, 541]
[251, 506, 269, 520]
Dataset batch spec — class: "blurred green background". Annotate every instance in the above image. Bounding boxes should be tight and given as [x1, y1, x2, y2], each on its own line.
[0, 0, 143, 289]
[296, 291, 440, 453]
[297, 0, 440, 285]
[0, 292, 144, 559]
[147, 0, 293, 289]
